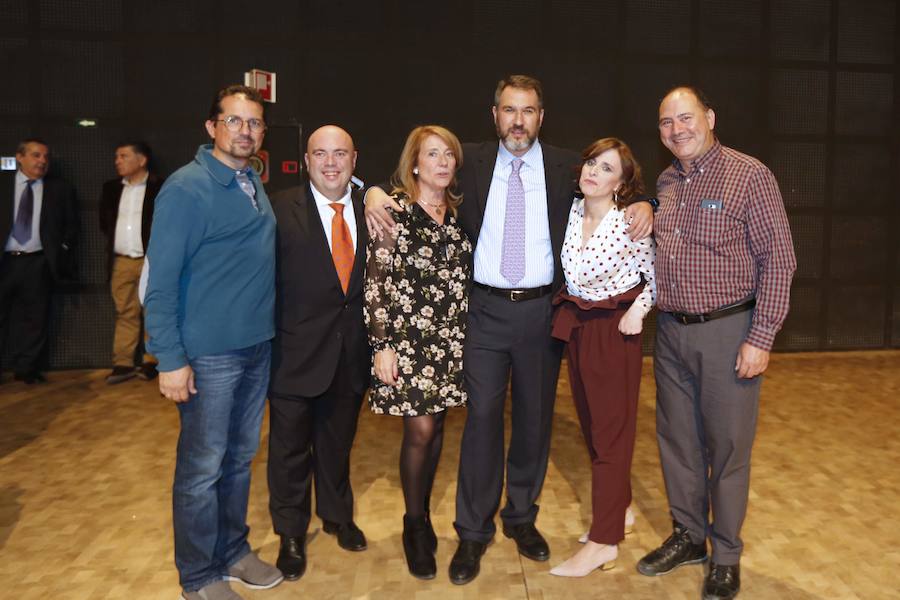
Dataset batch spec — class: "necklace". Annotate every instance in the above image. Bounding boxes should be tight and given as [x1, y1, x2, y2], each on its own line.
[418, 198, 446, 212]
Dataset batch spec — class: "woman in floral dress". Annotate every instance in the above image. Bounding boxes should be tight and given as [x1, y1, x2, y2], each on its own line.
[364, 125, 472, 580]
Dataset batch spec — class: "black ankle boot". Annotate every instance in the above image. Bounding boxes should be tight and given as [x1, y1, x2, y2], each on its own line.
[425, 511, 437, 553]
[403, 514, 437, 579]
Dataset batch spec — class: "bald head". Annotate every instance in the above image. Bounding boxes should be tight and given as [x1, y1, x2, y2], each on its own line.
[658, 86, 716, 168]
[305, 125, 357, 200]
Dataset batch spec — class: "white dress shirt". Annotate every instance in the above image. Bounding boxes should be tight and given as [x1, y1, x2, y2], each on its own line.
[473, 140, 554, 288]
[561, 199, 657, 317]
[310, 183, 358, 252]
[5, 170, 44, 252]
[114, 174, 147, 257]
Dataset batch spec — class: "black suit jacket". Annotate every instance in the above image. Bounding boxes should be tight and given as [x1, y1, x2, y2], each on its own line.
[454, 141, 579, 291]
[269, 182, 371, 398]
[98, 172, 164, 278]
[1, 170, 79, 282]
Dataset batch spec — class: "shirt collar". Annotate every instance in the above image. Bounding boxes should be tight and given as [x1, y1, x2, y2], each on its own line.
[310, 182, 352, 209]
[673, 139, 722, 175]
[121, 172, 149, 187]
[496, 138, 543, 172]
[195, 144, 253, 187]
[16, 170, 43, 185]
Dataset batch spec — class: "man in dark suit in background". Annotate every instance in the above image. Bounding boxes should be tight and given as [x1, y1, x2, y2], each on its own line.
[267, 125, 370, 582]
[0, 138, 78, 384]
[99, 141, 163, 384]
[366, 75, 654, 584]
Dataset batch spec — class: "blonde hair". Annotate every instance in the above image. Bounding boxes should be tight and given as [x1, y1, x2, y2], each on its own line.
[390, 125, 464, 215]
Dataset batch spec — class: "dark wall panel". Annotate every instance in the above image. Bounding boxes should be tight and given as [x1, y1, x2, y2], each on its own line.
[771, 0, 830, 61]
[1, 0, 898, 368]
[837, 0, 895, 64]
[772, 143, 827, 210]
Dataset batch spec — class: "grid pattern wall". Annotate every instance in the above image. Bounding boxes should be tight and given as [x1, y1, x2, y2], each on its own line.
[0, 0, 897, 369]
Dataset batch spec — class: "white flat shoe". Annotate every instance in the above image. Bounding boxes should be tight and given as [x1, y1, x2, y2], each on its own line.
[549, 543, 618, 577]
[578, 507, 635, 543]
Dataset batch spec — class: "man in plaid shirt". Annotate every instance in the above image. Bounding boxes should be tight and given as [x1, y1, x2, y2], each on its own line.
[636, 86, 796, 600]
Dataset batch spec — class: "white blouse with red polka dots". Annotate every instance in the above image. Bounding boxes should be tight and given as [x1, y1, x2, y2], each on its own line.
[561, 199, 657, 318]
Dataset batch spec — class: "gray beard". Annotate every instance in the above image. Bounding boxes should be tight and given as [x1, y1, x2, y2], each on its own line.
[500, 132, 535, 154]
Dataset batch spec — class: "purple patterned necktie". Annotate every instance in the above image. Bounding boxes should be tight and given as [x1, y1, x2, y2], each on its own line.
[500, 158, 525, 286]
[12, 180, 35, 244]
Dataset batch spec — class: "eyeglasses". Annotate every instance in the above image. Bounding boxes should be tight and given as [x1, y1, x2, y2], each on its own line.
[216, 115, 267, 133]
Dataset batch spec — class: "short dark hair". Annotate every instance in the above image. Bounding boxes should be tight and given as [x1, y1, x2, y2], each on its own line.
[117, 140, 152, 162]
[207, 85, 266, 121]
[17, 138, 50, 155]
[494, 74, 544, 109]
[662, 85, 714, 111]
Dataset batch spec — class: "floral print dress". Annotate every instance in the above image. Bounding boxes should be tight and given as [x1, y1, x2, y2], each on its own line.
[364, 196, 472, 416]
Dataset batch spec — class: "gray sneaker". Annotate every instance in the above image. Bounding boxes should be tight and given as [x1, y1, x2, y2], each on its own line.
[180, 580, 244, 600]
[225, 552, 284, 590]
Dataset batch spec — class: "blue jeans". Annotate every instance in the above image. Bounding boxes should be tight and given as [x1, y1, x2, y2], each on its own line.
[173, 341, 271, 591]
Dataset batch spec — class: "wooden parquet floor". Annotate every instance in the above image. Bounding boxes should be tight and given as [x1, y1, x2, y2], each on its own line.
[1, 351, 898, 600]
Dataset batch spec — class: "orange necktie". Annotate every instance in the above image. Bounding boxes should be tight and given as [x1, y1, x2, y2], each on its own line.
[329, 203, 354, 293]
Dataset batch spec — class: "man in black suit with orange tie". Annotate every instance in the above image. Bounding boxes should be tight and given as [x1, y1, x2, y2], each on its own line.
[267, 125, 370, 581]
[1, 138, 78, 383]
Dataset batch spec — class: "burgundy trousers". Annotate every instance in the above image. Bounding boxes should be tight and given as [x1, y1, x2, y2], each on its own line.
[552, 288, 643, 544]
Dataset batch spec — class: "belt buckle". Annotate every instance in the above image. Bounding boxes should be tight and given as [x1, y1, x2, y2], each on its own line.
[509, 289, 526, 302]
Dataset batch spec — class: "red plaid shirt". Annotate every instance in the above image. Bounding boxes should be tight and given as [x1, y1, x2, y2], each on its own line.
[655, 141, 796, 351]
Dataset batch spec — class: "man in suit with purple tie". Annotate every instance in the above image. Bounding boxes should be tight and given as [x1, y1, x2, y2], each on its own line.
[1, 138, 78, 384]
[365, 75, 654, 584]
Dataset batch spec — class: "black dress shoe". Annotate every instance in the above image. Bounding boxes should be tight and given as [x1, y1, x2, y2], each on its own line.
[449, 539, 486, 585]
[106, 365, 137, 384]
[636, 522, 708, 576]
[703, 562, 740, 599]
[322, 520, 367, 551]
[276, 536, 307, 581]
[502, 522, 550, 561]
[136, 363, 159, 381]
[403, 514, 436, 579]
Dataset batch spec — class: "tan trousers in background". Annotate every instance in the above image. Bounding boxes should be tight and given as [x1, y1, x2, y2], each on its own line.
[110, 255, 154, 367]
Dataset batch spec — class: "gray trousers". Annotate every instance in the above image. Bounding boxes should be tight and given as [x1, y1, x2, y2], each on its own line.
[653, 310, 761, 565]
[453, 287, 563, 543]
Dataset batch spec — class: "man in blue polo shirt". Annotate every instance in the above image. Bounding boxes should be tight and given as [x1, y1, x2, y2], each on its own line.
[144, 85, 282, 600]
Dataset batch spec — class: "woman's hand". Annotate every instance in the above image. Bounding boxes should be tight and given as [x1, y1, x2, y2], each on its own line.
[374, 347, 399, 386]
[618, 305, 644, 335]
[364, 188, 402, 240]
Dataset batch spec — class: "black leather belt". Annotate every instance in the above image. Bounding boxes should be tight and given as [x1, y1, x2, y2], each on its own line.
[473, 281, 553, 302]
[4, 250, 43, 257]
[667, 298, 756, 325]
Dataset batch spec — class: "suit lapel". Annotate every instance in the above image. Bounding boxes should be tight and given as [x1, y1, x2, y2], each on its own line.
[541, 145, 574, 266]
[38, 179, 52, 233]
[1, 173, 14, 237]
[346, 190, 367, 295]
[474, 142, 497, 227]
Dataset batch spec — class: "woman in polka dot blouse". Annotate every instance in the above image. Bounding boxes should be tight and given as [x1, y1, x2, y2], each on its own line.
[549, 137, 656, 577]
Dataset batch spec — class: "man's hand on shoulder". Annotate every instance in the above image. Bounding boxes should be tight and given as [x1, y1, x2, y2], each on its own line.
[364, 187, 401, 240]
[159, 365, 197, 403]
[624, 201, 653, 240]
[735, 343, 769, 379]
